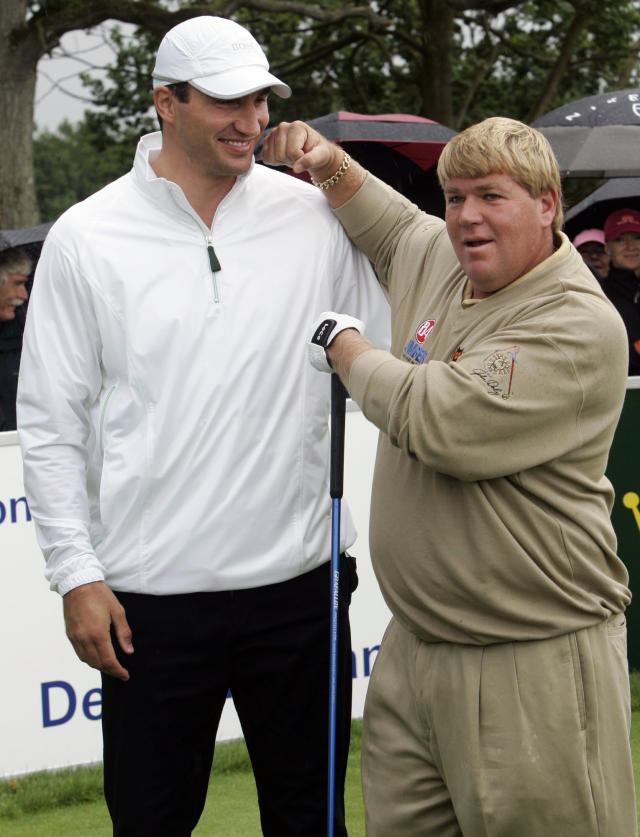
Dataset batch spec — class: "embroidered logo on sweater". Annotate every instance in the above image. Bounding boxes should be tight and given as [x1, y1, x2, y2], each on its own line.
[403, 319, 436, 364]
[415, 319, 436, 343]
[471, 346, 520, 399]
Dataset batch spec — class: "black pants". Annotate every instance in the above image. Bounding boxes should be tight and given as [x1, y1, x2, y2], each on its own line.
[101, 555, 357, 836]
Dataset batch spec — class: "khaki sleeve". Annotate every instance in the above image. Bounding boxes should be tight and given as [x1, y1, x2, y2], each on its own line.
[334, 173, 445, 288]
[348, 304, 627, 482]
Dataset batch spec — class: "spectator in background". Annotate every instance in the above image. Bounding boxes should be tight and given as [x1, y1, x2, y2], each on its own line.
[0, 247, 30, 323]
[605, 208, 640, 277]
[0, 247, 31, 431]
[573, 228, 610, 279]
[600, 208, 640, 375]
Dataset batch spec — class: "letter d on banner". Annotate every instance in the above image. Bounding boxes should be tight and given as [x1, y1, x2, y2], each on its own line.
[41, 681, 76, 727]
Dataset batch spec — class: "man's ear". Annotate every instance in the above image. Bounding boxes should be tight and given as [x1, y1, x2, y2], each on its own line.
[153, 86, 176, 125]
[539, 188, 558, 228]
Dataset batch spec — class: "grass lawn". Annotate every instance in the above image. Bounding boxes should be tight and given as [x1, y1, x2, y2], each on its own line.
[2, 692, 640, 835]
[0, 729, 365, 836]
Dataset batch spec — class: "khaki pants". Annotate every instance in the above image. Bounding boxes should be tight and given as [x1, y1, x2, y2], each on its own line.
[362, 615, 637, 837]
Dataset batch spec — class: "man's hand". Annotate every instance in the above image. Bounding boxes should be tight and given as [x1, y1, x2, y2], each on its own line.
[308, 311, 365, 373]
[63, 581, 133, 681]
[263, 121, 366, 206]
[307, 311, 374, 389]
[262, 120, 340, 177]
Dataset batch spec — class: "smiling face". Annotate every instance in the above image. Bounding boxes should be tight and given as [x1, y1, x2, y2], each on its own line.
[443, 173, 557, 298]
[605, 232, 640, 275]
[0, 272, 29, 321]
[158, 85, 270, 181]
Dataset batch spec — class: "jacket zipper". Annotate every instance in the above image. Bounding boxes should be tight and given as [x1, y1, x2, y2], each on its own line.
[206, 235, 221, 303]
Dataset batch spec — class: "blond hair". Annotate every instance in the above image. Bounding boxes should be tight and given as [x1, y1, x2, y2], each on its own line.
[437, 117, 564, 236]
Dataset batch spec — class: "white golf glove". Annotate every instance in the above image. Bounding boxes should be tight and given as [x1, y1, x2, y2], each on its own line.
[308, 311, 364, 373]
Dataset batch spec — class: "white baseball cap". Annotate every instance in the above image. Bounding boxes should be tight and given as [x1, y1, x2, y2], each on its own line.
[152, 16, 291, 100]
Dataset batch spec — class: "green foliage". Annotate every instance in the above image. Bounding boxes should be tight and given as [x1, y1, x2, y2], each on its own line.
[31, 0, 640, 218]
[79, 25, 161, 143]
[232, 0, 428, 124]
[0, 763, 103, 820]
[451, 0, 640, 126]
[34, 119, 137, 221]
[72, 1, 640, 133]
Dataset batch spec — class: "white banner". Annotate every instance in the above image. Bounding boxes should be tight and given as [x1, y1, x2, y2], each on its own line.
[0, 409, 391, 778]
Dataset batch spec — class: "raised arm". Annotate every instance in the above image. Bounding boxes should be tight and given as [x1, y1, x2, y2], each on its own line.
[262, 120, 367, 208]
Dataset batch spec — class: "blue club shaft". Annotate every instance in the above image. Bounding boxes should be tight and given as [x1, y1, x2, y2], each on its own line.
[328, 374, 347, 837]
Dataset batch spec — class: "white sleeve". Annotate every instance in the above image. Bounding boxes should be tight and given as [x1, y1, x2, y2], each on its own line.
[330, 222, 391, 353]
[17, 231, 106, 595]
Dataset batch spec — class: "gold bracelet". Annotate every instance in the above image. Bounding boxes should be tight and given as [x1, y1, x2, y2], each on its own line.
[311, 153, 352, 189]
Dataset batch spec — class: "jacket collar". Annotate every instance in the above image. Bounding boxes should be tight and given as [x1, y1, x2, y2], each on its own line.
[131, 132, 254, 223]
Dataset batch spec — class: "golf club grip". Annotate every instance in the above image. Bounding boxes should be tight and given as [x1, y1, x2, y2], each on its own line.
[330, 374, 348, 499]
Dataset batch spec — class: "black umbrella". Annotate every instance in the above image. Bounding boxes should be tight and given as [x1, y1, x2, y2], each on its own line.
[257, 111, 457, 216]
[302, 111, 456, 170]
[563, 178, 640, 239]
[0, 220, 54, 263]
[532, 89, 640, 177]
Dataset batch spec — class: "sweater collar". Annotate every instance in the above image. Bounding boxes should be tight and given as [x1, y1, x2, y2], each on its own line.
[462, 233, 572, 305]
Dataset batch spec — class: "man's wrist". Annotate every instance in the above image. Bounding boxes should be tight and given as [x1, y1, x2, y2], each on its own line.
[311, 153, 351, 189]
[308, 145, 346, 187]
[326, 329, 374, 381]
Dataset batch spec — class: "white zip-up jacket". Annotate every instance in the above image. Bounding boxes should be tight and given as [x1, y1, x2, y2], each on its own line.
[17, 133, 390, 596]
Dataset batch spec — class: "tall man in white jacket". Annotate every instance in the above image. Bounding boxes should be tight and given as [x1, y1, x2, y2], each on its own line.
[17, 16, 389, 837]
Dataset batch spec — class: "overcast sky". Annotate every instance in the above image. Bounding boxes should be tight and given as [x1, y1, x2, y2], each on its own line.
[34, 24, 135, 132]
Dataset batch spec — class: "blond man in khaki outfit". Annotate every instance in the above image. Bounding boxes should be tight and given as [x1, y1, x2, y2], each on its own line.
[263, 117, 636, 836]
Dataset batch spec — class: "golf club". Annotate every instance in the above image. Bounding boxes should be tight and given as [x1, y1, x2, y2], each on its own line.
[328, 372, 347, 837]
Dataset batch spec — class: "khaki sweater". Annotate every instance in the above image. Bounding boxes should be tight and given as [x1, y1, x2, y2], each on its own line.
[337, 174, 631, 644]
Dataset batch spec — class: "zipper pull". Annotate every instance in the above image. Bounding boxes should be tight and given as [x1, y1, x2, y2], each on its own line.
[207, 243, 221, 272]
[206, 238, 221, 303]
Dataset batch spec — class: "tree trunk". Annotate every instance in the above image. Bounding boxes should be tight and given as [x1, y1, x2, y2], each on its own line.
[0, 0, 40, 227]
[416, 0, 455, 126]
[524, 10, 588, 124]
[615, 36, 640, 89]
